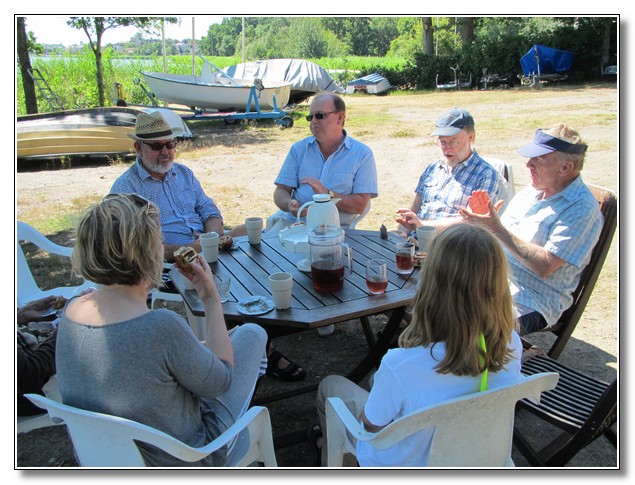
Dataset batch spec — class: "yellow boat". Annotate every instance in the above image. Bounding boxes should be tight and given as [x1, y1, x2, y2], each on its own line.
[16, 107, 192, 160]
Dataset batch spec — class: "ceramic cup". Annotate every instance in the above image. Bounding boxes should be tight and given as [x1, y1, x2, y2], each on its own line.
[416, 225, 437, 253]
[199, 231, 219, 263]
[245, 217, 264, 245]
[268, 272, 293, 309]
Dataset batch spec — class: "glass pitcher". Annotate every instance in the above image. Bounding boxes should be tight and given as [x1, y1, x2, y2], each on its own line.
[308, 224, 352, 292]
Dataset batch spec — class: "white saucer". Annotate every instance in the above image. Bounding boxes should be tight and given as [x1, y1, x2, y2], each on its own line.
[237, 296, 275, 315]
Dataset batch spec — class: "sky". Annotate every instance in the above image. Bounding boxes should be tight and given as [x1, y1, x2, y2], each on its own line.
[22, 15, 225, 46]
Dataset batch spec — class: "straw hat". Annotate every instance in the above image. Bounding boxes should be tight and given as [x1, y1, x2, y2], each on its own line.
[128, 111, 176, 141]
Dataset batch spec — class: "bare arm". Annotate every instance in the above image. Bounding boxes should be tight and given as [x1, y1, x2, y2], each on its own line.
[163, 217, 224, 263]
[203, 216, 225, 236]
[395, 194, 461, 234]
[300, 177, 370, 214]
[459, 199, 566, 278]
[274, 184, 301, 215]
[362, 410, 387, 433]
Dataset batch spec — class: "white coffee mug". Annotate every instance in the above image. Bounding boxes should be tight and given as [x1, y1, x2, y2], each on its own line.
[416, 225, 436, 253]
[245, 217, 264, 245]
[200, 231, 219, 263]
[268, 272, 293, 309]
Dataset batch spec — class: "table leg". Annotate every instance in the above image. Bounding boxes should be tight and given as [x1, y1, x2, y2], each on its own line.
[359, 316, 376, 347]
[346, 307, 406, 383]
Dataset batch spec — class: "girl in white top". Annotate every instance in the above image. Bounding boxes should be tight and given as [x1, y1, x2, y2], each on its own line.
[316, 224, 522, 467]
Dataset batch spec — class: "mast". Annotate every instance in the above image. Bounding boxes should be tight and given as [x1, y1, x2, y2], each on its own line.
[192, 17, 197, 79]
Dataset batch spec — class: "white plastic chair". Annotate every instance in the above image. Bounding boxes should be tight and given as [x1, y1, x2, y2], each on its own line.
[25, 394, 277, 467]
[483, 157, 516, 214]
[345, 200, 371, 231]
[325, 372, 559, 467]
[17, 221, 95, 307]
[17, 375, 62, 433]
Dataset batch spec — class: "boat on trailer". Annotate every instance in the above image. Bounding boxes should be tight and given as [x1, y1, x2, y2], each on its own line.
[141, 56, 292, 112]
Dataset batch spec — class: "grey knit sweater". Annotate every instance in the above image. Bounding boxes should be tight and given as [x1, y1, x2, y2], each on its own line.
[56, 308, 233, 466]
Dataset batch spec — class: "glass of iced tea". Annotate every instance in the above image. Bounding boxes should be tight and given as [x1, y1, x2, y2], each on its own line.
[366, 259, 388, 294]
[395, 242, 415, 274]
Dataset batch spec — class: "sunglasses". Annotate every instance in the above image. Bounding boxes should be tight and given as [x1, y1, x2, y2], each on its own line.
[142, 141, 177, 151]
[104, 193, 151, 208]
[306, 111, 337, 122]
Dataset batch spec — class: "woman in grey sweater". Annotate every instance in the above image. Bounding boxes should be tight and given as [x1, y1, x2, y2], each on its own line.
[56, 194, 268, 467]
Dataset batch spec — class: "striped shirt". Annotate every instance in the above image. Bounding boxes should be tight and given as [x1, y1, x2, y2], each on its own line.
[502, 176, 603, 326]
[414, 150, 501, 220]
[110, 159, 223, 245]
[274, 131, 378, 226]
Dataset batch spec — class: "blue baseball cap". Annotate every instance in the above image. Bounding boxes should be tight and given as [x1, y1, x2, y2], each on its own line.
[518, 129, 588, 157]
[431, 108, 475, 136]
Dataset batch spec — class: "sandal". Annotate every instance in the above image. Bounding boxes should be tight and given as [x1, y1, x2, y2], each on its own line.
[266, 350, 307, 381]
[307, 424, 323, 467]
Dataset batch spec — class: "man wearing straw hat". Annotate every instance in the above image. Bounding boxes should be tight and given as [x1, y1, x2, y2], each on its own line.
[111, 111, 225, 263]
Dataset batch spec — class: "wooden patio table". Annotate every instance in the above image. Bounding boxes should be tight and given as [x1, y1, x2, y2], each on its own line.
[171, 229, 420, 404]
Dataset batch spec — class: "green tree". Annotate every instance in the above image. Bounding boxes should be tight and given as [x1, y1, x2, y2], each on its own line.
[67, 16, 177, 106]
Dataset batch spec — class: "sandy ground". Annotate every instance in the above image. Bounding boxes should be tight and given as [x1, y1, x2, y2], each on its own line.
[15, 85, 618, 468]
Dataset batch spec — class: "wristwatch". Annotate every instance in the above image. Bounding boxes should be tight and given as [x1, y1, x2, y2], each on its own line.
[328, 190, 336, 198]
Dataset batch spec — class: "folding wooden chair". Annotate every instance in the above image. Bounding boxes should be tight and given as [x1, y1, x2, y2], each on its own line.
[513, 353, 617, 466]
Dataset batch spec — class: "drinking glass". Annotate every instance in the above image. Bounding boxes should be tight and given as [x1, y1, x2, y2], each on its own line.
[214, 274, 231, 302]
[395, 242, 415, 274]
[366, 259, 388, 294]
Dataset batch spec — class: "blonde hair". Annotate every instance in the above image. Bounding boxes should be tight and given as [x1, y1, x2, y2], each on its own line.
[544, 123, 586, 170]
[72, 194, 164, 288]
[398, 224, 515, 376]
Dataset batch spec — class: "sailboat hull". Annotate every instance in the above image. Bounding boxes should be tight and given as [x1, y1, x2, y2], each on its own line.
[141, 72, 292, 111]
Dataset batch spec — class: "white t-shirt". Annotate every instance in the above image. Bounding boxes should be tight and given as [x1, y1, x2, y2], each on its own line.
[357, 331, 523, 467]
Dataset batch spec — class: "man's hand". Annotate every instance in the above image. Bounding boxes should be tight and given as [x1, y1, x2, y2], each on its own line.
[300, 177, 327, 194]
[17, 295, 64, 325]
[468, 190, 505, 215]
[288, 199, 302, 217]
[394, 208, 421, 233]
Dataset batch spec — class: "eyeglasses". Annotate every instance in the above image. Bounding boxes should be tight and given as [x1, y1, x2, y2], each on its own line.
[142, 141, 177, 151]
[306, 111, 337, 122]
[435, 139, 463, 149]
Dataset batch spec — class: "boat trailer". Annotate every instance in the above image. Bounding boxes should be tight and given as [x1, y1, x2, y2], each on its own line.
[122, 78, 294, 128]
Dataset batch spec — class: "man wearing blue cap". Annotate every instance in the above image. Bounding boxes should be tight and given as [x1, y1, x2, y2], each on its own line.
[396, 107, 502, 235]
[460, 123, 602, 335]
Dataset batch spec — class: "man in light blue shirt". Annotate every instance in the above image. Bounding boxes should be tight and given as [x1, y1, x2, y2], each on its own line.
[111, 111, 225, 263]
[268, 93, 378, 232]
[460, 124, 602, 335]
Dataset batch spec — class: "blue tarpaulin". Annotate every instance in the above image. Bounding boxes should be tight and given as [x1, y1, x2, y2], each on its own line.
[520, 45, 573, 77]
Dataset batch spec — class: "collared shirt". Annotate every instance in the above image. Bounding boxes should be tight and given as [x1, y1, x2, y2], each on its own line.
[414, 150, 502, 220]
[274, 131, 378, 225]
[110, 158, 223, 245]
[502, 175, 603, 326]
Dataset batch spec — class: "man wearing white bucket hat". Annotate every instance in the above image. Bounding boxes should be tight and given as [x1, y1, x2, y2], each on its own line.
[111, 111, 225, 262]
[460, 123, 602, 335]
